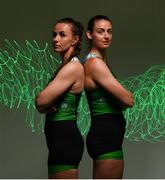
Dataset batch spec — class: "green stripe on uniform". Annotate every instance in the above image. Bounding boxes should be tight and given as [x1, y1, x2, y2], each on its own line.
[96, 150, 123, 160]
[48, 165, 77, 174]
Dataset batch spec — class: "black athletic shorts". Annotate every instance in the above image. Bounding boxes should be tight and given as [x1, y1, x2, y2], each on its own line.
[44, 120, 84, 167]
[86, 113, 126, 160]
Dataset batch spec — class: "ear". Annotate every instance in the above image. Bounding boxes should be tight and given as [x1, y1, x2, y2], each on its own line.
[71, 36, 79, 46]
[86, 31, 92, 40]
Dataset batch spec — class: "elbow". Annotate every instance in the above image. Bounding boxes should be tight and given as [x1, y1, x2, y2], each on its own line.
[35, 93, 47, 113]
[126, 93, 134, 107]
[122, 93, 134, 108]
[128, 99, 134, 107]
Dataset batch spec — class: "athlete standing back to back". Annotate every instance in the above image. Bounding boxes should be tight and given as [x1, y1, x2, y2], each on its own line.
[35, 18, 84, 179]
[84, 15, 134, 179]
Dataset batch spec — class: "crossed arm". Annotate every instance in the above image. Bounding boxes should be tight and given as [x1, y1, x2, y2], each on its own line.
[35, 64, 77, 113]
[89, 58, 134, 108]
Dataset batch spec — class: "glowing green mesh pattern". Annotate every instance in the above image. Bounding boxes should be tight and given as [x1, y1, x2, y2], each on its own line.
[77, 91, 91, 136]
[0, 40, 165, 141]
[122, 65, 165, 142]
[0, 39, 61, 132]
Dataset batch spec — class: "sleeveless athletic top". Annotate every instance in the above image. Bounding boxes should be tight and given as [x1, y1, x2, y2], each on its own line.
[46, 57, 81, 121]
[84, 53, 123, 116]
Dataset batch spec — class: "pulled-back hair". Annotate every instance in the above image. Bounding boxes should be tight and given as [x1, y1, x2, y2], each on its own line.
[56, 18, 83, 57]
[87, 15, 112, 32]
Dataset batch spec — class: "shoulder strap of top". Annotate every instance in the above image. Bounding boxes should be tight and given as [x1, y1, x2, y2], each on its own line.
[86, 53, 97, 59]
[71, 56, 79, 62]
[82, 53, 98, 63]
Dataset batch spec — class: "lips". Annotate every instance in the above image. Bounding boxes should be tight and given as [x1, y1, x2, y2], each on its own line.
[102, 41, 109, 44]
[102, 42, 110, 46]
[53, 44, 60, 48]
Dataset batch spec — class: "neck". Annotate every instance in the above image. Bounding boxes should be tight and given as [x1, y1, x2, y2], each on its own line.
[60, 47, 75, 64]
[90, 47, 107, 62]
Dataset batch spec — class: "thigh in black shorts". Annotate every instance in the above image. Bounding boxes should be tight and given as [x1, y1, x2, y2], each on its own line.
[86, 113, 126, 160]
[44, 120, 84, 167]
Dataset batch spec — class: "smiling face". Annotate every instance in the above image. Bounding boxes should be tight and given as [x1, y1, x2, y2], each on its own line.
[87, 19, 112, 50]
[52, 23, 78, 54]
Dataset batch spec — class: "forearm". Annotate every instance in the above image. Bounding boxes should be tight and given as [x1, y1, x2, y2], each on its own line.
[35, 104, 49, 113]
[35, 93, 55, 113]
[109, 79, 134, 107]
[103, 81, 134, 108]
[116, 91, 134, 108]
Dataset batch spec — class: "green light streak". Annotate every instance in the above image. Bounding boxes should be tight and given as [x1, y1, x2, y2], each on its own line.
[0, 39, 61, 132]
[0, 40, 164, 141]
[122, 65, 165, 142]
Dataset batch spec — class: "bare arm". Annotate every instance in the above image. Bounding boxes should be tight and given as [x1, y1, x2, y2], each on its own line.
[90, 59, 134, 107]
[35, 63, 77, 113]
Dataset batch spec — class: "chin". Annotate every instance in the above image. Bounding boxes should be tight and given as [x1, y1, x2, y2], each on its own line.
[99, 45, 109, 49]
[54, 48, 61, 53]
[104, 44, 111, 48]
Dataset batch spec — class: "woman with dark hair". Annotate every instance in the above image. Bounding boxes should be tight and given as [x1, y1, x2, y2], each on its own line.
[35, 18, 84, 179]
[84, 15, 134, 178]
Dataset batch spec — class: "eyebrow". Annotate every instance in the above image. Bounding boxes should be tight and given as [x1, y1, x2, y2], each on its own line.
[53, 31, 66, 34]
[96, 28, 112, 31]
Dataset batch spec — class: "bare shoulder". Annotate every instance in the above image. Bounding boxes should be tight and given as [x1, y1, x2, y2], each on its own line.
[85, 57, 109, 74]
[58, 60, 84, 78]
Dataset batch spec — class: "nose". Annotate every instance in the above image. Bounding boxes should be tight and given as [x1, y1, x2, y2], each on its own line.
[53, 34, 59, 42]
[104, 32, 109, 38]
